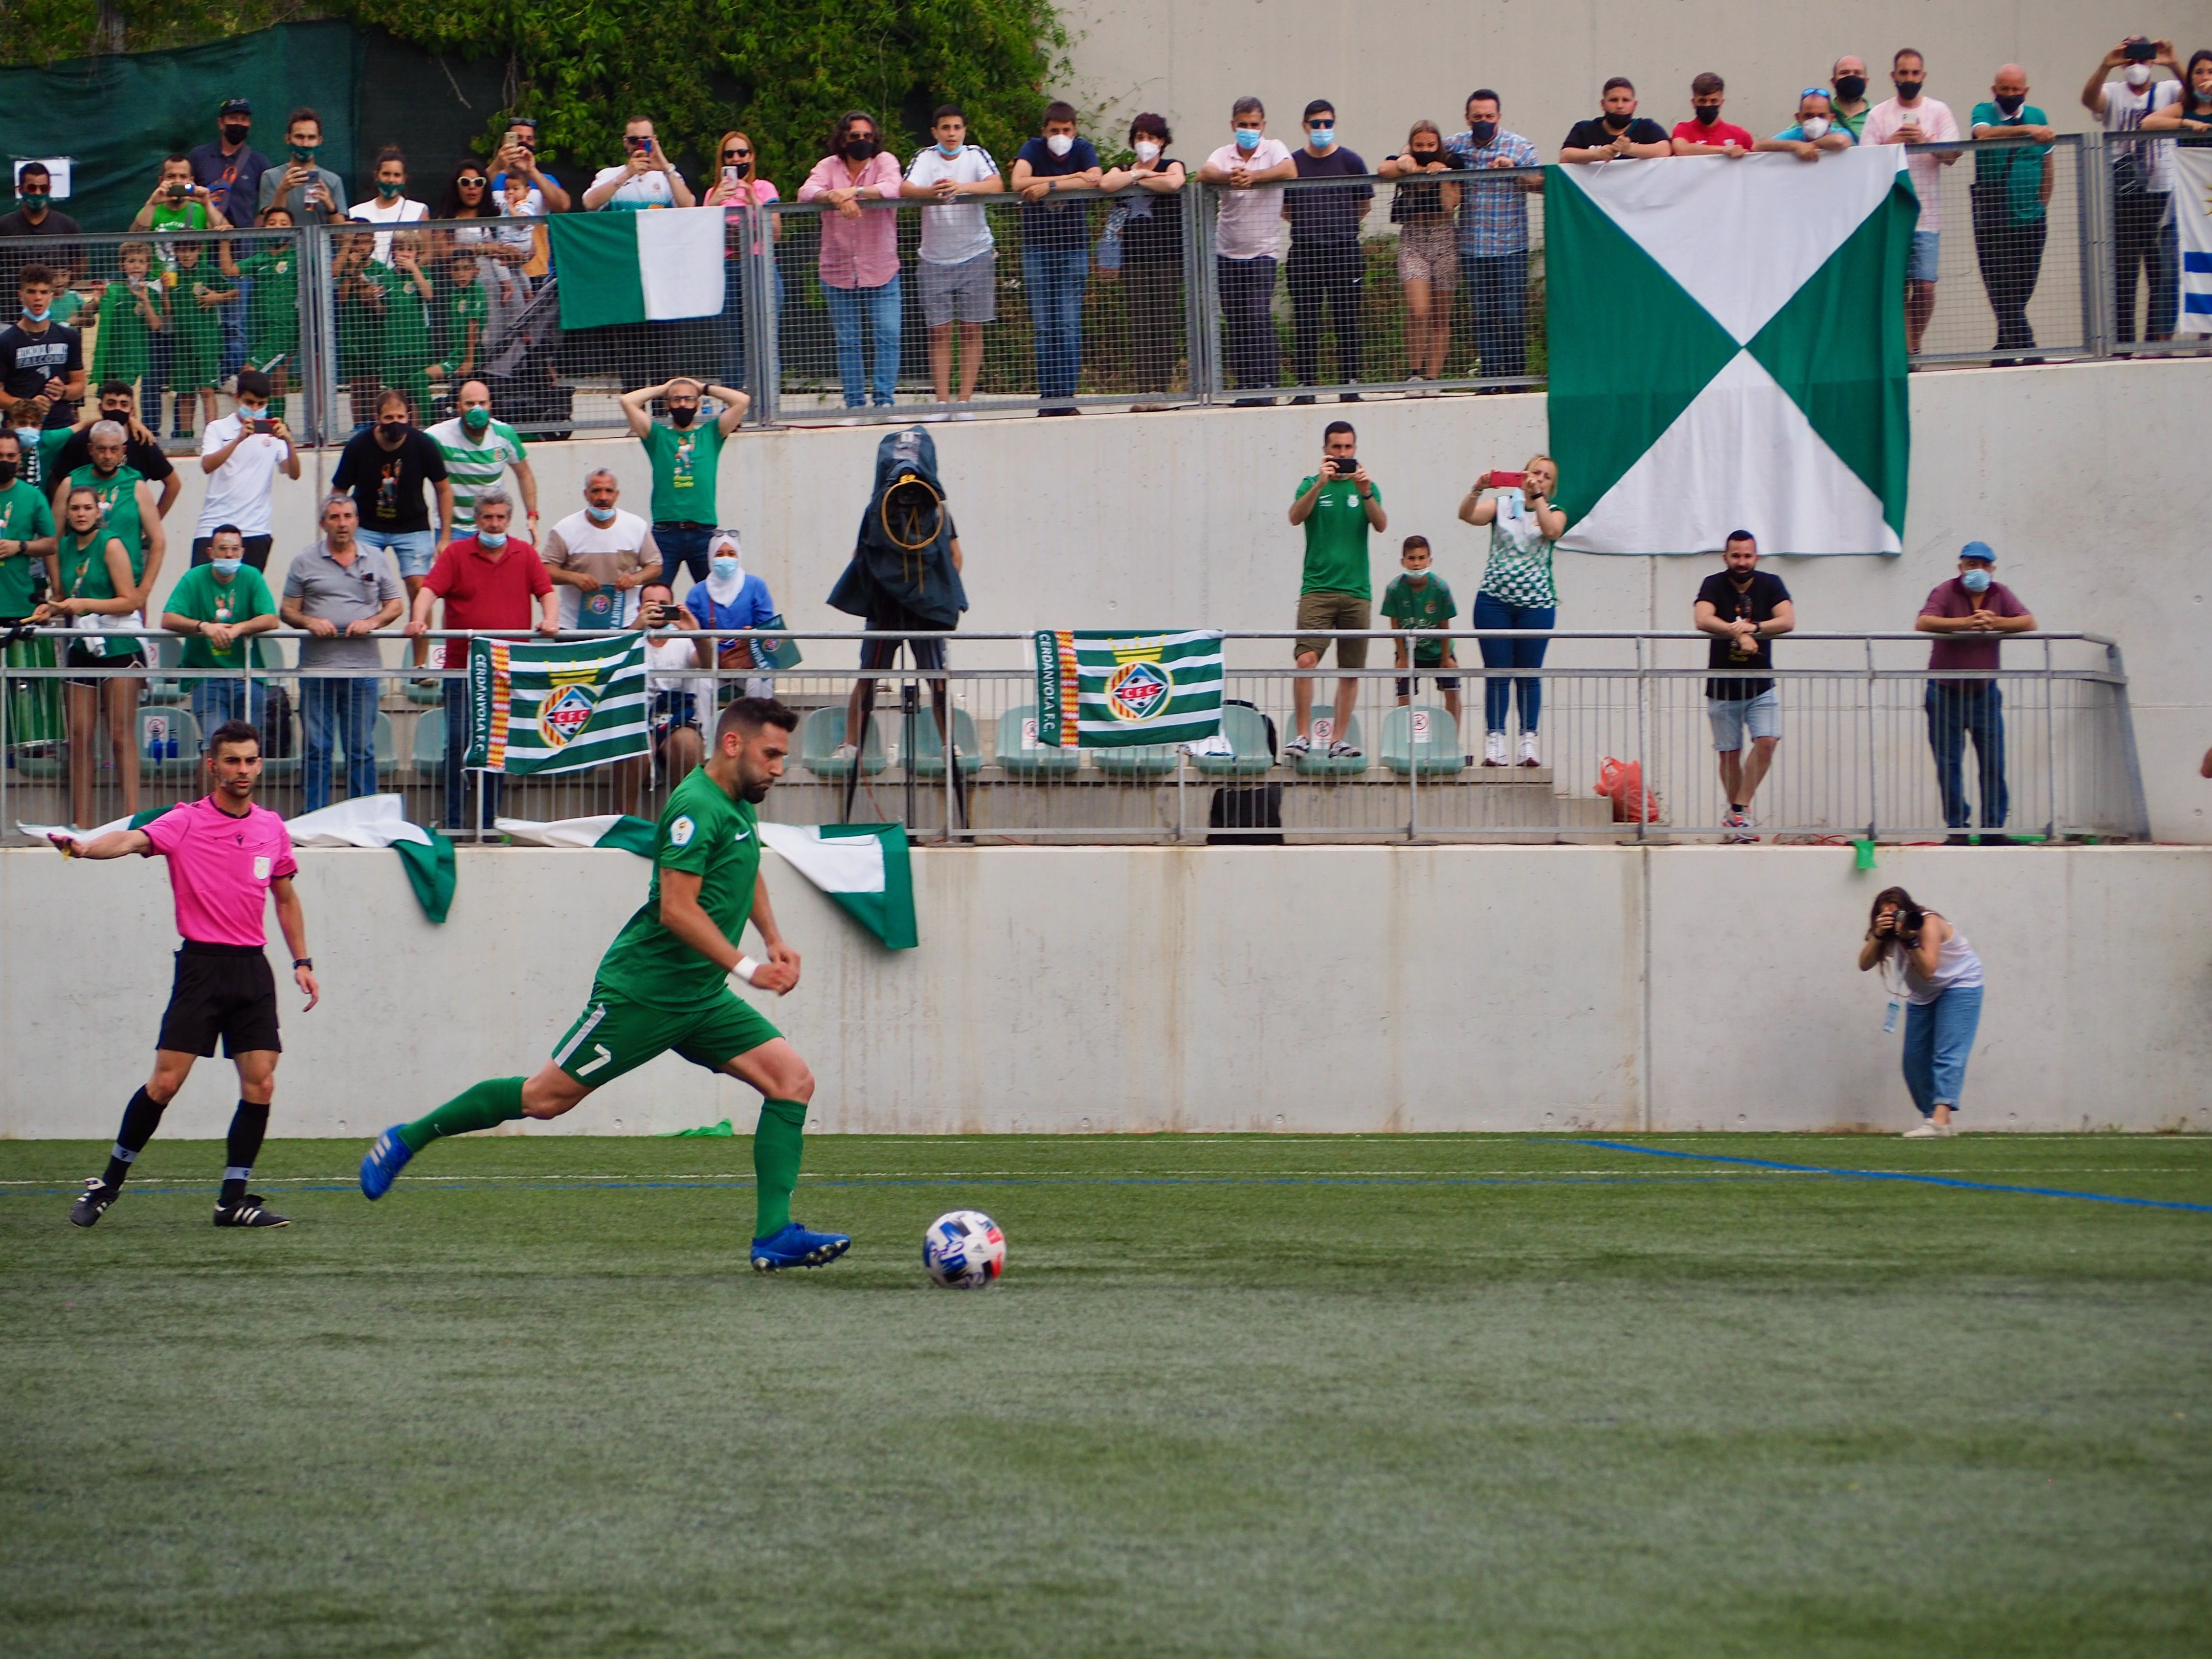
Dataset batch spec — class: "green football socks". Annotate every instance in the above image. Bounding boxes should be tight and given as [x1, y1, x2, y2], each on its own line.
[753, 1098, 808, 1238]
[395, 1077, 527, 1154]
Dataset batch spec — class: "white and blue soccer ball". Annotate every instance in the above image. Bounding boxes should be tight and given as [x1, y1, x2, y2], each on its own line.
[923, 1210, 1005, 1288]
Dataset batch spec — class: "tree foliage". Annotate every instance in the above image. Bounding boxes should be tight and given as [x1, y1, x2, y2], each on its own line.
[5, 1, 1072, 195]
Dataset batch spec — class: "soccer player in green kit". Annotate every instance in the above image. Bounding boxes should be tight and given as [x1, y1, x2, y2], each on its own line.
[358, 696, 850, 1271]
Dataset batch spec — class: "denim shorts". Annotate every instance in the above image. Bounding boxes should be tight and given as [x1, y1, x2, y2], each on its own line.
[1908, 230, 1939, 285]
[357, 526, 439, 579]
[1707, 687, 1781, 751]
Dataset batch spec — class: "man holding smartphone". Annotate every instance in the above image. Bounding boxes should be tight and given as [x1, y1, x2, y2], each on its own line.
[254, 109, 347, 223]
[192, 368, 298, 571]
[492, 117, 571, 214]
[585, 117, 696, 210]
[1287, 420, 1385, 759]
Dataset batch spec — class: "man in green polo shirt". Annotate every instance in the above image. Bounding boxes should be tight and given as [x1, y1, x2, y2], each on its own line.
[618, 375, 749, 587]
[1969, 66, 2057, 362]
[425, 380, 538, 540]
[162, 524, 279, 733]
[0, 429, 58, 617]
[55, 420, 167, 599]
[1286, 420, 1386, 758]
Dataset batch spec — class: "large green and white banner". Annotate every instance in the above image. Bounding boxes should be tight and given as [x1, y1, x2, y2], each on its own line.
[465, 635, 650, 775]
[1033, 630, 1224, 748]
[1546, 149, 1917, 556]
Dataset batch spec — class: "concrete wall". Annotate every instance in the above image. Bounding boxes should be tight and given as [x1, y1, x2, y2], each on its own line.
[1056, 2, 2203, 161]
[149, 357, 2212, 838]
[4, 843, 2206, 1139]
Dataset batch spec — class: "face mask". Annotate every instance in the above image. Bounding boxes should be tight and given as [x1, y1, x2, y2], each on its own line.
[1133, 140, 1162, 163]
[1234, 127, 1262, 152]
[1799, 116, 1831, 139]
[379, 420, 407, 442]
[290, 142, 316, 161]
[937, 139, 963, 157]
[1694, 104, 1720, 125]
[461, 406, 491, 433]
[1995, 93, 2026, 116]
[2125, 63, 2152, 89]
[1469, 120, 1497, 146]
[842, 137, 877, 161]
[376, 180, 404, 200]
[1961, 567, 1992, 593]
[1307, 125, 1335, 149]
[1045, 132, 1075, 157]
[222, 123, 250, 145]
[20, 306, 50, 324]
[1834, 75, 1867, 102]
[211, 557, 244, 577]
[0, 461, 16, 487]
[20, 193, 49, 211]
[667, 404, 696, 428]
[1604, 111, 1633, 131]
[1893, 77, 1924, 99]
[711, 557, 742, 580]
[477, 530, 508, 549]
[1402, 567, 1428, 583]
[586, 503, 617, 524]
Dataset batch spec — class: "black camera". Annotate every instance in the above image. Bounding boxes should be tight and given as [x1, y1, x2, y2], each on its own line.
[1893, 903, 1925, 944]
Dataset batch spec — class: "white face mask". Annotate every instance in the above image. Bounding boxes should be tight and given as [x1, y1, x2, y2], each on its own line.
[1134, 140, 1162, 163]
[1045, 132, 1075, 157]
[2125, 63, 2153, 88]
[1799, 115, 1830, 139]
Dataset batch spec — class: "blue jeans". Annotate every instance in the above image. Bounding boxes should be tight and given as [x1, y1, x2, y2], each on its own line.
[825, 275, 902, 406]
[1022, 246, 1088, 403]
[189, 675, 266, 740]
[1461, 249, 1529, 380]
[1925, 681, 2008, 830]
[1474, 591, 1552, 733]
[1903, 984, 1983, 1116]
[1217, 255, 1279, 394]
[653, 522, 715, 587]
[301, 675, 379, 811]
[445, 689, 501, 830]
[356, 526, 440, 580]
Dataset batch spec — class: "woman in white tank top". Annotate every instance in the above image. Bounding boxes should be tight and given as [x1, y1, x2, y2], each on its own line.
[1857, 885, 1984, 1138]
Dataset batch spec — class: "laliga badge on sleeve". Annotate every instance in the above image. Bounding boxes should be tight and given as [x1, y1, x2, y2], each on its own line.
[1883, 999, 1900, 1035]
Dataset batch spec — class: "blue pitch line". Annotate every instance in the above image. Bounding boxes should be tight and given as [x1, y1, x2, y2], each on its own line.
[1573, 1140, 2212, 1214]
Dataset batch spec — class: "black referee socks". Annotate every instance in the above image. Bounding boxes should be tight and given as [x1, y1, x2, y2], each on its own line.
[223, 1101, 270, 1204]
[101, 1086, 168, 1190]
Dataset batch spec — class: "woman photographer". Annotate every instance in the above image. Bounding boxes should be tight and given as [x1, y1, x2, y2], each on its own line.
[1857, 886, 1985, 1138]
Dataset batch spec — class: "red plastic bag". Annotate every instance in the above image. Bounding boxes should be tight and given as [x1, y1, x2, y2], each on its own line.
[1594, 757, 1660, 824]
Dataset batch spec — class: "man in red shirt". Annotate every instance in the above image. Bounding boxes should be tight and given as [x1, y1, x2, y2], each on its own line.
[53, 719, 320, 1230]
[1916, 540, 2036, 845]
[1671, 72, 1759, 156]
[406, 486, 558, 832]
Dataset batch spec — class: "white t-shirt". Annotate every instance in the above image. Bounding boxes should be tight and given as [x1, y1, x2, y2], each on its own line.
[542, 506, 651, 629]
[905, 145, 1000, 265]
[1862, 97, 1962, 232]
[347, 195, 430, 264]
[587, 166, 684, 210]
[2101, 77, 2185, 194]
[645, 630, 713, 703]
[1203, 137, 1295, 261]
[195, 413, 293, 537]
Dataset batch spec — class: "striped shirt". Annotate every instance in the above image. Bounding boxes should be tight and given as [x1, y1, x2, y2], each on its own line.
[424, 417, 528, 534]
[1441, 129, 1541, 257]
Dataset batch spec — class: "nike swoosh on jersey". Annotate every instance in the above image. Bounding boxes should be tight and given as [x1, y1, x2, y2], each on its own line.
[731, 828, 752, 842]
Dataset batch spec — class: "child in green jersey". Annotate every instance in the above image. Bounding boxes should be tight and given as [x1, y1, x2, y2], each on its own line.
[221, 207, 302, 396]
[85, 242, 166, 389]
[377, 232, 436, 425]
[425, 252, 489, 389]
[165, 240, 230, 439]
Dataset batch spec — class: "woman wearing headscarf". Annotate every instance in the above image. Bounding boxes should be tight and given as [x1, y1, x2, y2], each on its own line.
[683, 528, 779, 700]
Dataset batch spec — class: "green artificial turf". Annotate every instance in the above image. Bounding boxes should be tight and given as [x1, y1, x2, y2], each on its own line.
[3, 1133, 2210, 1658]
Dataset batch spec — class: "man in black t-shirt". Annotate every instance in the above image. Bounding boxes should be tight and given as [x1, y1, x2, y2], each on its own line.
[1693, 531, 1795, 842]
[1287, 98, 1375, 400]
[330, 387, 454, 631]
[0, 264, 85, 432]
[1562, 78, 1674, 162]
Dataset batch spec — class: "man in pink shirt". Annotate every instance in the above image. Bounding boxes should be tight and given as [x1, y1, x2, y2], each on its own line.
[1864, 48, 1964, 353]
[52, 718, 320, 1230]
[797, 111, 906, 408]
[1917, 540, 2036, 845]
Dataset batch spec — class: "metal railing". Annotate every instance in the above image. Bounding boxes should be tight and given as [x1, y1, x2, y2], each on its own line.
[5, 135, 2198, 447]
[0, 627, 2146, 847]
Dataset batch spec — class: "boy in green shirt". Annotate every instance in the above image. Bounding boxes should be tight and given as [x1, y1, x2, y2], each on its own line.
[376, 236, 436, 423]
[223, 207, 302, 395]
[427, 256, 490, 386]
[0, 430, 58, 618]
[1379, 534, 1460, 729]
[86, 242, 166, 388]
[161, 525, 279, 730]
[165, 241, 229, 439]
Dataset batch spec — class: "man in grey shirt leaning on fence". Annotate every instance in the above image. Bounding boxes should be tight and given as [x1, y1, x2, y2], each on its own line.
[280, 493, 403, 812]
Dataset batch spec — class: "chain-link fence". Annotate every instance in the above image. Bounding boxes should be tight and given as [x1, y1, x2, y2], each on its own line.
[0, 628, 2146, 846]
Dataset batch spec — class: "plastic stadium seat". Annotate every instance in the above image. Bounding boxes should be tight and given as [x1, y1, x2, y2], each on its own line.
[371, 712, 401, 780]
[404, 677, 447, 706]
[1093, 742, 1179, 779]
[799, 707, 889, 778]
[136, 706, 204, 780]
[412, 711, 447, 773]
[142, 635, 188, 705]
[1293, 712, 1367, 777]
[1191, 702, 1275, 778]
[907, 706, 979, 779]
[994, 704, 1080, 777]
[1382, 705, 1467, 778]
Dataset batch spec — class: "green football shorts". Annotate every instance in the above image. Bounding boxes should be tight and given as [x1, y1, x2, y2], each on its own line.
[550, 986, 782, 1085]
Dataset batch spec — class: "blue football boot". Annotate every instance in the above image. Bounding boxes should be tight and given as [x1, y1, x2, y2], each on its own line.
[359, 1126, 415, 1200]
[750, 1220, 852, 1272]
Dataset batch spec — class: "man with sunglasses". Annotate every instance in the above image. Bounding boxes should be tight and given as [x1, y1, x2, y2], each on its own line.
[491, 116, 571, 214]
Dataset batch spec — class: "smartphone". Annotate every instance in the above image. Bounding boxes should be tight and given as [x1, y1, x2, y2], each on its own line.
[2124, 37, 2157, 61]
[1331, 457, 1360, 477]
[1489, 469, 1525, 491]
[722, 165, 739, 187]
[252, 417, 274, 435]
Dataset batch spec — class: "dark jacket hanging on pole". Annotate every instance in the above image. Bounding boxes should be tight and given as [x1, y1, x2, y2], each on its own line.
[827, 426, 967, 628]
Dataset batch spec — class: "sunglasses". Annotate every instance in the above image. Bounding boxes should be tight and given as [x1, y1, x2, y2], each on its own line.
[724, 148, 751, 159]
[458, 177, 488, 186]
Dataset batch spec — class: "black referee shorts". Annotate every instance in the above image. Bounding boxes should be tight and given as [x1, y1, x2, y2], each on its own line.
[157, 942, 282, 1057]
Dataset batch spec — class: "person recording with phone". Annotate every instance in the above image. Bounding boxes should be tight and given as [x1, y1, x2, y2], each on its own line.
[584, 116, 695, 210]
[191, 367, 297, 571]
[1458, 455, 1565, 768]
[1858, 887, 1985, 1139]
[254, 108, 347, 223]
[491, 117, 571, 215]
[1287, 421, 1385, 760]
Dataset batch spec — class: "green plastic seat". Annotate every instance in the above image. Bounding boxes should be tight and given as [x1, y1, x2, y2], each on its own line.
[799, 707, 889, 778]
[1382, 705, 1466, 778]
[1293, 712, 1367, 778]
[1191, 703, 1275, 778]
[373, 712, 401, 780]
[1093, 742, 1179, 779]
[404, 676, 446, 705]
[412, 711, 447, 773]
[994, 704, 1080, 777]
[136, 705, 204, 779]
[142, 635, 188, 705]
[907, 706, 979, 779]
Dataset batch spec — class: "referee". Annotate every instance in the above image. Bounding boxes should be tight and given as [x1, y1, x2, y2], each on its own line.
[53, 719, 319, 1229]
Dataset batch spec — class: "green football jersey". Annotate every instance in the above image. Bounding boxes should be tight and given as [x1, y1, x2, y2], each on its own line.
[63, 464, 147, 582]
[592, 766, 760, 1011]
[642, 419, 728, 526]
[0, 481, 55, 617]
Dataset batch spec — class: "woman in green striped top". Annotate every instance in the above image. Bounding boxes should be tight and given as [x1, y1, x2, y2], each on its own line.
[1458, 453, 1567, 768]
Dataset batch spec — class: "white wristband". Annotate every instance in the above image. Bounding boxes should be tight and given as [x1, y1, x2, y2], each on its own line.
[731, 955, 760, 986]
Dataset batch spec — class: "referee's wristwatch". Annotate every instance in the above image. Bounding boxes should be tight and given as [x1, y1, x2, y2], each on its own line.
[292, 957, 313, 970]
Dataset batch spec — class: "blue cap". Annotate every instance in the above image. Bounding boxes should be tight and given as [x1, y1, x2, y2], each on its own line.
[1959, 540, 1996, 562]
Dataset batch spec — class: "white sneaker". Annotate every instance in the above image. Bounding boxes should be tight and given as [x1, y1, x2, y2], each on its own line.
[1482, 731, 1509, 767]
[1285, 734, 1313, 757]
[1327, 740, 1362, 761]
[1517, 730, 1541, 767]
[1720, 808, 1756, 844]
[831, 741, 859, 764]
[1901, 1120, 1953, 1139]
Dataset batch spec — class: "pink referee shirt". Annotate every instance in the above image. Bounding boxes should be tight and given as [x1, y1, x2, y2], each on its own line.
[139, 797, 297, 947]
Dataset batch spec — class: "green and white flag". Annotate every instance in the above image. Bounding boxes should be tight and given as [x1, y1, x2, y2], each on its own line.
[1033, 629, 1224, 747]
[1546, 148, 1916, 556]
[548, 206, 725, 330]
[465, 635, 649, 775]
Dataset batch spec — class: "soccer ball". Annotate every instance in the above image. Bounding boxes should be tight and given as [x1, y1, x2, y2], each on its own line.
[923, 1210, 1005, 1288]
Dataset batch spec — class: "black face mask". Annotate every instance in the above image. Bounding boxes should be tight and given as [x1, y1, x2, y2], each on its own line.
[842, 137, 877, 162]
[1468, 119, 1497, 146]
[667, 404, 697, 428]
[0, 460, 16, 487]
[379, 420, 408, 443]
[1603, 112, 1633, 131]
[1833, 75, 1867, 102]
[1694, 104, 1721, 125]
[222, 123, 250, 145]
[1994, 93, 2026, 116]
[1892, 77, 1924, 99]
